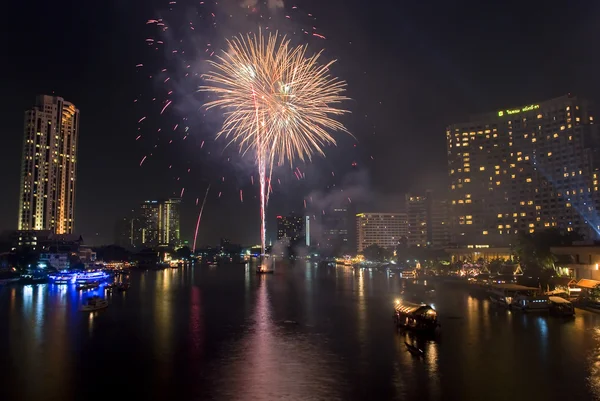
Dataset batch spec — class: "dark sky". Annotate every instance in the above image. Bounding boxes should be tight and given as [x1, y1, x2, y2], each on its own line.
[2, 0, 600, 246]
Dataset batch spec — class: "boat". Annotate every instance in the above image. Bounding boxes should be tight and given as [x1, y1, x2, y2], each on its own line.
[256, 268, 275, 274]
[116, 282, 130, 291]
[20, 271, 48, 284]
[77, 282, 99, 291]
[393, 300, 439, 332]
[404, 341, 424, 357]
[75, 271, 111, 283]
[549, 296, 575, 317]
[400, 269, 417, 279]
[80, 296, 108, 312]
[488, 284, 549, 311]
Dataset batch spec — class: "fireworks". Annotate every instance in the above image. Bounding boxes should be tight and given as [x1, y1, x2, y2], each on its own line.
[201, 30, 349, 256]
[201, 30, 349, 166]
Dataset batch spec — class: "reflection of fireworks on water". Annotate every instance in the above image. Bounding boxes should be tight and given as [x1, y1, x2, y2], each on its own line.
[201, 30, 349, 256]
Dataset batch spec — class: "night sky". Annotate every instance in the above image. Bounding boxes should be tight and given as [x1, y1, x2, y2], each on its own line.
[2, 0, 600, 246]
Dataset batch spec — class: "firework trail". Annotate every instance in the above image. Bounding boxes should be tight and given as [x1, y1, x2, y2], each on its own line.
[192, 185, 211, 254]
[202, 30, 349, 257]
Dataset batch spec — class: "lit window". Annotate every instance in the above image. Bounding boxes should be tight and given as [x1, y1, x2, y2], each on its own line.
[560, 126, 565, 130]
[479, 166, 485, 171]
[483, 231, 488, 235]
[497, 213, 503, 218]
[496, 181, 501, 186]
[548, 152, 552, 157]
[526, 178, 532, 183]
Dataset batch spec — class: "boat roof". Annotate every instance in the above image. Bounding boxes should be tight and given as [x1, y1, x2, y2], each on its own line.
[491, 284, 539, 291]
[394, 301, 433, 314]
[576, 279, 600, 289]
[549, 296, 572, 304]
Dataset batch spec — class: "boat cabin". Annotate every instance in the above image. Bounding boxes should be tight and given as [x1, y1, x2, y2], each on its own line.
[393, 300, 438, 332]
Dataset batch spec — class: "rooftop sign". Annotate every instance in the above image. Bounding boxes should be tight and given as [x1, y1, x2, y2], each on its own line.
[498, 104, 539, 117]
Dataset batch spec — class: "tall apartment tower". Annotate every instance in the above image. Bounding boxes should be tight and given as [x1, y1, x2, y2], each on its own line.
[158, 198, 181, 247]
[447, 94, 600, 245]
[18, 95, 79, 234]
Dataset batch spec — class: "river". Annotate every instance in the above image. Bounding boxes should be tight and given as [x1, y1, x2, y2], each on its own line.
[2, 262, 600, 400]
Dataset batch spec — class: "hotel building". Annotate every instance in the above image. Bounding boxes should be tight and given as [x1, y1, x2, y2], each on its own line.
[356, 213, 408, 252]
[447, 94, 600, 246]
[18, 95, 79, 233]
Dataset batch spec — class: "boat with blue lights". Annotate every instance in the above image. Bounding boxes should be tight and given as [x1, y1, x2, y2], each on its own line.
[49, 270, 111, 285]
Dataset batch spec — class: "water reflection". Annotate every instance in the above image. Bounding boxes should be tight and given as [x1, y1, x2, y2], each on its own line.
[4, 269, 600, 400]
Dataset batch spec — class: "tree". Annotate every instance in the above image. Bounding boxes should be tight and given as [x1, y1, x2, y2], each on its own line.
[175, 246, 192, 260]
[513, 228, 583, 275]
[362, 244, 390, 262]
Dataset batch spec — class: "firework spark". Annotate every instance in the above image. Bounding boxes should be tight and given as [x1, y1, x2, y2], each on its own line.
[201, 30, 349, 256]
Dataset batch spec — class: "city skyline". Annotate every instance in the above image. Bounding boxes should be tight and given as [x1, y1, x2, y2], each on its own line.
[2, 1, 600, 246]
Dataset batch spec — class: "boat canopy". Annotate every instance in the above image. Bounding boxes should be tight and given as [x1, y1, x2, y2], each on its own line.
[548, 296, 572, 304]
[576, 279, 600, 289]
[394, 301, 434, 315]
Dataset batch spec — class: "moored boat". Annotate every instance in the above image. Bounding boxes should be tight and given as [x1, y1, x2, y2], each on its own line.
[489, 284, 549, 311]
[80, 296, 108, 312]
[393, 300, 439, 332]
[549, 296, 575, 317]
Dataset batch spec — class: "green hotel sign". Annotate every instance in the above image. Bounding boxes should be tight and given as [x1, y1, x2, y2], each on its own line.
[498, 104, 539, 117]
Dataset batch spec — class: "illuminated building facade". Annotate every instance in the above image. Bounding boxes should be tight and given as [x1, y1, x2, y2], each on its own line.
[18, 95, 79, 234]
[406, 192, 450, 248]
[356, 213, 408, 252]
[128, 198, 181, 248]
[447, 94, 600, 245]
[158, 198, 181, 247]
[138, 200, 159, 247]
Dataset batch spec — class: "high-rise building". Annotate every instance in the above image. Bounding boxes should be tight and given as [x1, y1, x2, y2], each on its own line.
[158, 198, 181, 247]
[447, 94, 600, 245]
[276, 213, 305, 245]
[356, 213, 408, 252]
[431, 199, 451, 248]
[114, 217, 133, 248]
[18, 95, 79, 233]
[127, 199, 181, 248]
[405, 192, 450, 248]
[321, 207, 351, 254]
[138, 200, 159, 247]
[406, 195, 428, 247]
